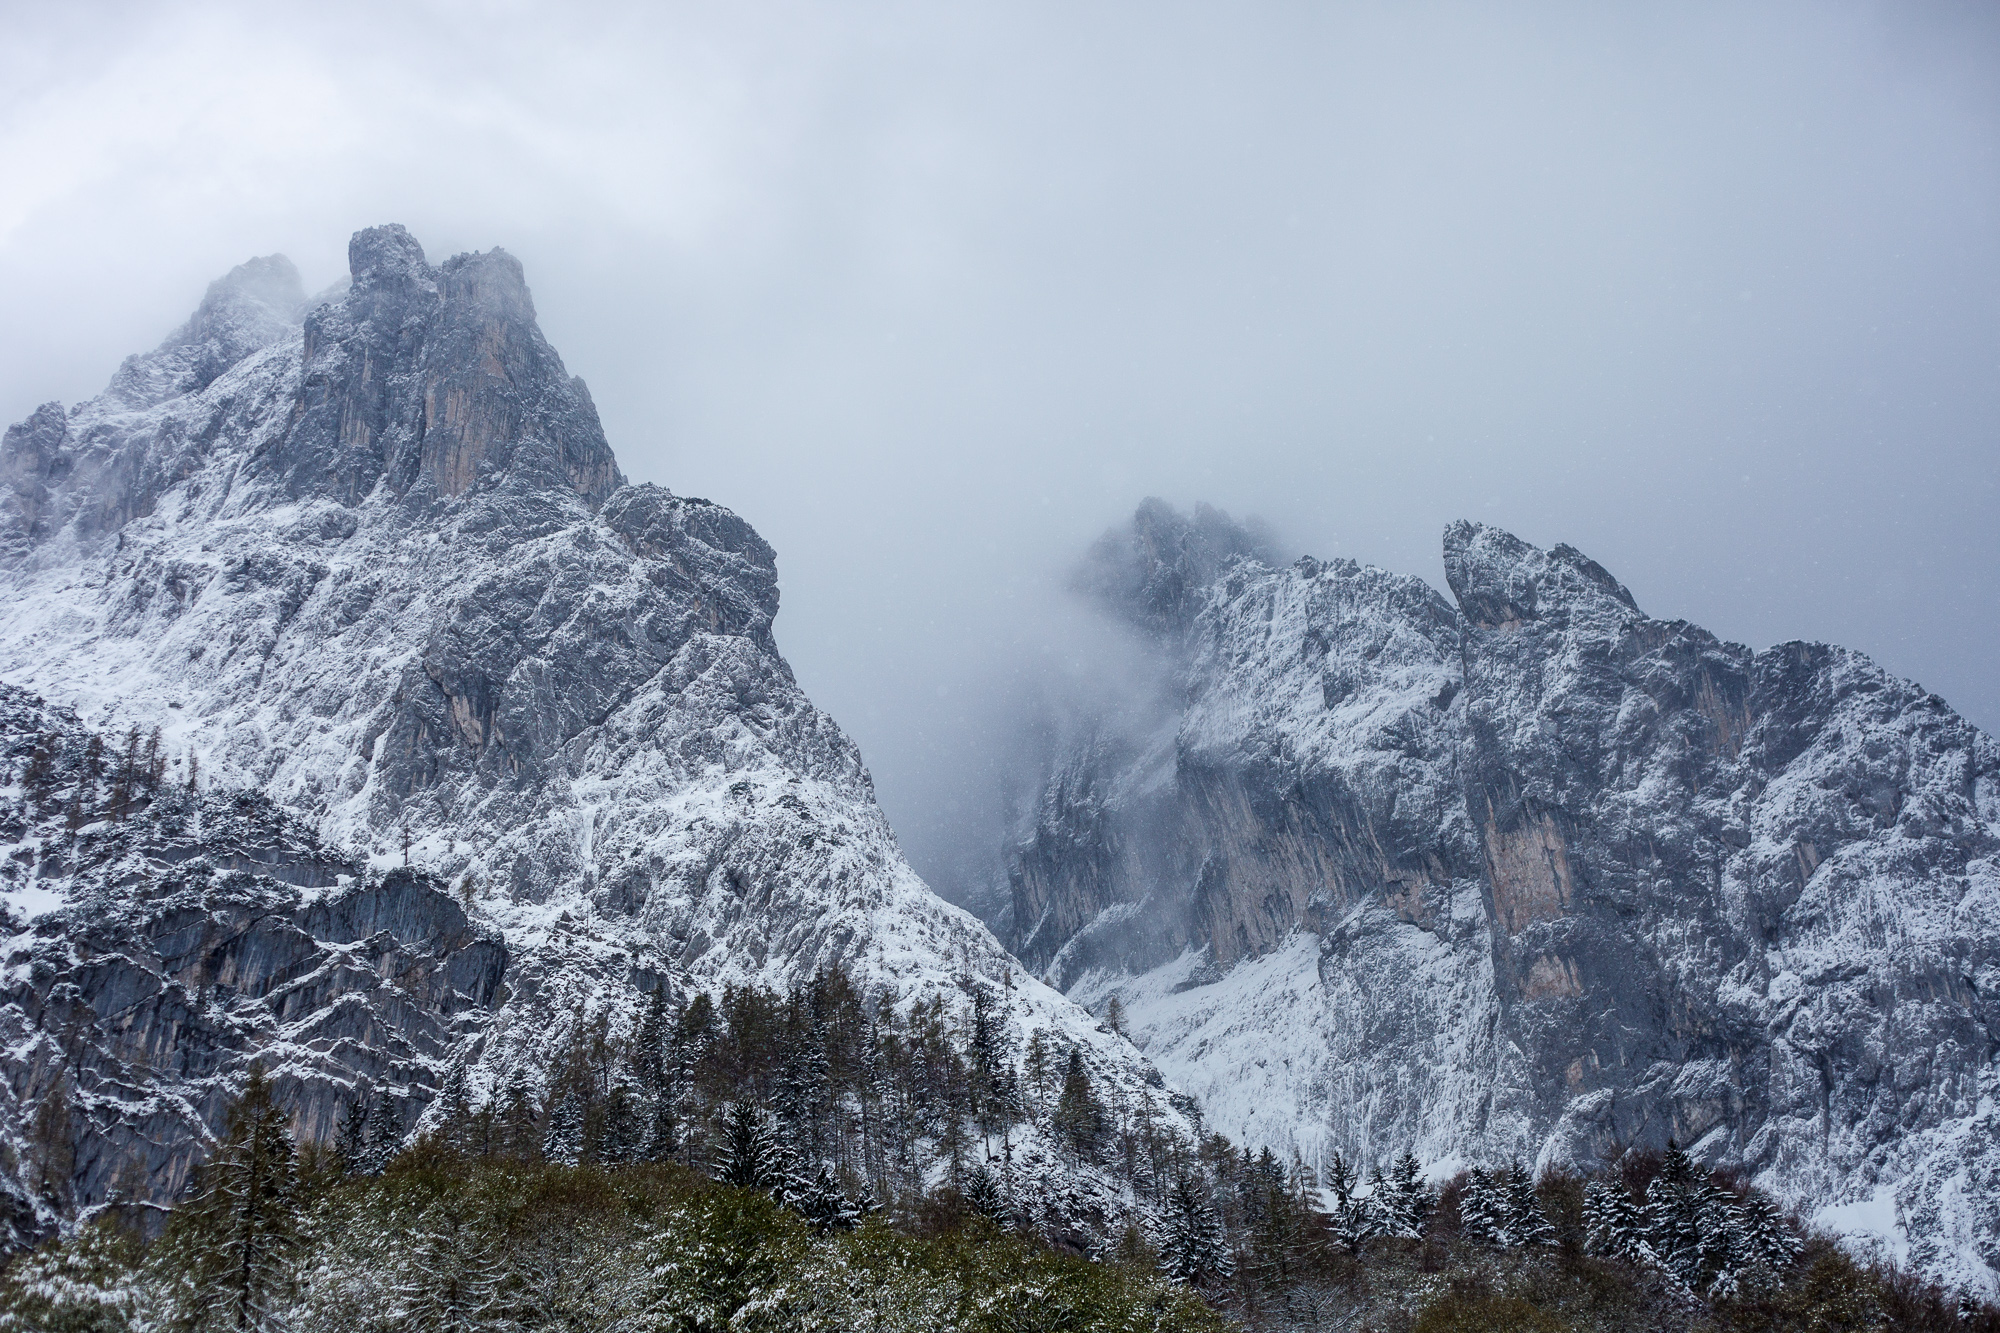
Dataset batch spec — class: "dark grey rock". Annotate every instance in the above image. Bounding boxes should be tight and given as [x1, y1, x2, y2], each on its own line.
[0, 226, 1185, 1249]
[1008, 503, 2000, 1292]
[0, 686, 504, 1245]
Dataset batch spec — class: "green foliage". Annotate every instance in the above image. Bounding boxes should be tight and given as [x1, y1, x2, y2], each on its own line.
[5, 1160, 1223, 1333]
[0, 1217, 146, 1333]
[1413, 1288, 1567, 1333]
[153, 1064, 302, 1331]
[6, 953, 1992, 1333]
[1052, 1048, 1105, 1162]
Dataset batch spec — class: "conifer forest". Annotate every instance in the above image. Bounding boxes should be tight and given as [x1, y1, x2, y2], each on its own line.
[2, 945, 1991, 1331]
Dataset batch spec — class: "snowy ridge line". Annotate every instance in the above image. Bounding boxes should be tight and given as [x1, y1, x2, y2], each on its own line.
[0, 225, 1200, 1246]
[1006, 500, 2000, 1297]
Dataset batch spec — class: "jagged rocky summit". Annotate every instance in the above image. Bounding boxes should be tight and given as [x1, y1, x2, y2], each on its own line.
[1003, 498, 2000, 1295]
[0, 226, 1181, 1245]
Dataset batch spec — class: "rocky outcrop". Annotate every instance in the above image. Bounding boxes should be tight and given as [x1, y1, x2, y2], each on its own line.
[0, 685, 504, 1247]
[0, 227, 1185, 1239]
[1009, 501, 2000, 1294]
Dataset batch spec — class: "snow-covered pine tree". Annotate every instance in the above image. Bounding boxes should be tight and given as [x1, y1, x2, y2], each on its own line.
[335, 1098, 369, 1176]
[775, 1019, 832, 1154]
[1457, 1168, 1508, 1247]
[1324, 1151, 1358, 1207]
[1240, 1149, 1271, 1233]
[1327, 1192, 1376, 1256]
[996, 1063, 1027, 1136]
[1583, 1179, 1658, 1268]
[499, 1075, 540, 1162]
[671, 991, 715, 1092]
[1502, 1161, 1556, 1247]
[632, 987, 670, 1093]
[1053, 1047, 1105, 1162]
[1644, 1146, 1752, 1294]
[792, 1162, 861, 1233]
[1379, 1150, 1433, 1238]
[363, 1095, 402, 1176]
[1736, 1191, 1803, 1274]
[715, 1102, 797, 1195]
[1646, 1147, 1704, 1287]
[1248, 1159, 1304, 1288]
[541, 1089, 586, 1167]
[963, 1163, 1006, 1222]
[1159, 1174, 1235, 1289]
[435, 1063, 471, 1154]
[174, 1066, 300, 1332]
[390, 1214, 507, 1333]
[641, 1088, 679, 1164]
[968, 986, 1005, 1090]
[599, 1080, 643, 1165]
[1024, 1029, 1053, 1121]
[1693, 1172, 1751, 1295]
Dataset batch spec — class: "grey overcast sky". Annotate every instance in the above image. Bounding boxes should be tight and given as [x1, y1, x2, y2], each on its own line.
[3, 1, 1996, 889]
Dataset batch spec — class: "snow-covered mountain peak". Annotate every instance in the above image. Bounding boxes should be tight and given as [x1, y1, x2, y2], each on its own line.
[97, 254, 306, 417]
[344, 221, 436, 297]
[0, 227, 1191, 1247]
[1442, 518, 1642, 630]
[1006, 499, 2000, 1294]
[1074, 497, 1278, 635]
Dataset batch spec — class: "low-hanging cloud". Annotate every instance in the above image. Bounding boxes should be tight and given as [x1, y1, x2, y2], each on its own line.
[2, 0, 1996, 899]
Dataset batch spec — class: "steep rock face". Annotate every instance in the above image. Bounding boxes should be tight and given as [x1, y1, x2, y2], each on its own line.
[1010, 502, 2000, 1293]
[0, 685, 504, 1247]
[0, 228, 1181, 1235]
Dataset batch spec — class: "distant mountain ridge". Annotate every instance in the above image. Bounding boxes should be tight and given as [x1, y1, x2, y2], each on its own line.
[1005, 499, 2000, 1295]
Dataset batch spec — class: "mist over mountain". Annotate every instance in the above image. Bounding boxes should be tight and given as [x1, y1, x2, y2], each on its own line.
[0, 226, 1186, 1252]
[981, 498, 2000, 1296]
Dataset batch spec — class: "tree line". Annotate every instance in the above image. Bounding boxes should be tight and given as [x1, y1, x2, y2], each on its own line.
[31, 956, 1975, 1332]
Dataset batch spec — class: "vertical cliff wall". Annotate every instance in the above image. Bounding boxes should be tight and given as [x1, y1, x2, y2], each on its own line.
[1008, 501, 2000, 1293]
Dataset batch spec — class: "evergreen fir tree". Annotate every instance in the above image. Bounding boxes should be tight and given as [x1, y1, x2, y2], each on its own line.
[968, 986, 1005, 1087]
[641, 1089, 679, 1163]
[1248, 1166, 1303, 1288]
[499, 1074, 540, 1162]
[776, 1019, 832, 1154]
[541, 1089, 586, 1166]
[793, 1162, 861, 1233]
[671, 991, 715, 1093]
[335, 1098, 369, 1176]
[1693, 1173, 1751, 1294]
[963, 1163, 1006, 1222]
[1737, 1191, 1803, 1273]
[715, 1102, 796, 1195]
[1324, 1151, 1358, 1207]
[391, 1215, 507, 1333]
[1327, 1192, 1376, 1255]
[1159, 1174, 1234, 1289]
[598, 1080, 643, 1165]
[1647, 1146, 1729, 1291]
[1379, 1150, 1433, 1239]
[633, 987, 670, 1092]
[174, 1066, 301, 1331]
[435, 1063, 471, 1154]
[1024, 1030, 1052, 1120]
[1502, 1161, 1556, 1247]
[363, 1095, 402, 1176]
[1584, 1179, 1658, 1268]
[1457, 1168, 1507, 1247]
[1052, 1047, 1104, 1161]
